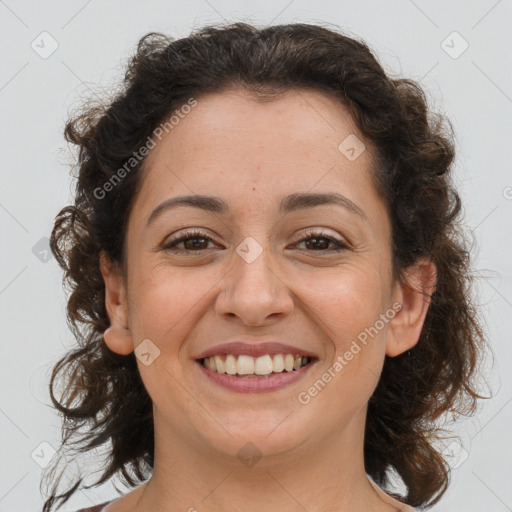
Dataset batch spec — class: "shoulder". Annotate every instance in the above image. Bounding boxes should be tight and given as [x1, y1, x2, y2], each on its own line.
[367, 477, 418, 511]
[388, 499, 417, 511]
[72, 501, 113, 512]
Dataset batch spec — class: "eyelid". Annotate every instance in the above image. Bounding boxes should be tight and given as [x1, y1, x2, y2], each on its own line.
[298, 227, 345, 242]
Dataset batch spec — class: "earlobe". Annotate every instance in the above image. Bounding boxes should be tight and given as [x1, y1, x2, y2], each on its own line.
[103, 323, 134, 356]
[99, 251, 134, 355]
[385, 258, 437, 357]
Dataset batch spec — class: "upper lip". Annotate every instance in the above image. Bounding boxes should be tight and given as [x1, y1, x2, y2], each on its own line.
[195, 340, 318, 360]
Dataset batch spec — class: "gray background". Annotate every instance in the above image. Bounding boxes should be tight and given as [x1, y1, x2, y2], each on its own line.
[0, 1, 511, 511]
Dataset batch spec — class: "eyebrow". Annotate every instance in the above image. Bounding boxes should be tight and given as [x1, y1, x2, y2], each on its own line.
[146, 191, 368, 227]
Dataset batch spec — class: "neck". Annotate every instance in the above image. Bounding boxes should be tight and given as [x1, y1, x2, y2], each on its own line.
[129, 406, 398, 512]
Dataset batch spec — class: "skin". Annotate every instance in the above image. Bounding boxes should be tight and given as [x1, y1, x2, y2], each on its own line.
[99, 88, 435, 512]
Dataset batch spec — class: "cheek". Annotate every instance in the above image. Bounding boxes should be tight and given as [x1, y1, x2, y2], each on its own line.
[128, 265, 214, 347]
[304, 261, 390, 343]
[301, 262, 390, 398]
[127, 267, 213, 406]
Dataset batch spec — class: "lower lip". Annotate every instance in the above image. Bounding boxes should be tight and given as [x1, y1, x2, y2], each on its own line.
[196, 359, 316, 393]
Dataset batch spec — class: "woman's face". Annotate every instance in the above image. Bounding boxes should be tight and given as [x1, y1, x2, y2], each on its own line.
[102, 88, 432, 462]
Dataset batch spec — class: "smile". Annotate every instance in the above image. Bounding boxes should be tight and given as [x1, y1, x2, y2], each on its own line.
[200, 353, 312, 377]
[196, 353, 317, 393]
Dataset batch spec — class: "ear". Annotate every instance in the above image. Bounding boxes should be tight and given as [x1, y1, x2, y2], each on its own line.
[385, 257, 437, 357]
[99, 251, 134, 355]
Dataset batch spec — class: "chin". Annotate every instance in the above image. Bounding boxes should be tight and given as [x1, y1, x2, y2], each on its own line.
[194, 413, 313, 462]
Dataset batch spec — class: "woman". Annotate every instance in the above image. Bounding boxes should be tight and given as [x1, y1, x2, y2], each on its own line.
[41, 21, 487, 512]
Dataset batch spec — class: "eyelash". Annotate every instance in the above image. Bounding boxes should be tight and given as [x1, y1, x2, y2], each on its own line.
[162, 228, 348, 253]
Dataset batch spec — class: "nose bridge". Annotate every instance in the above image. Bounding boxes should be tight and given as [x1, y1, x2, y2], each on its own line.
[216, 235, 293, 324]
[232, 235, 279, 294]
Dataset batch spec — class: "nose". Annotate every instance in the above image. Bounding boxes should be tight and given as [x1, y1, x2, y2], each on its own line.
[215, 240, 294, 327]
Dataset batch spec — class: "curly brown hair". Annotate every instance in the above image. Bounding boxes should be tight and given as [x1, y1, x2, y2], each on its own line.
[41, 21, 488, 511]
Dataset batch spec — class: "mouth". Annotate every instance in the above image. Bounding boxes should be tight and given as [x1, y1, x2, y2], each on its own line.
[194, 341, 319, 392]
[197, 353, 316, 378]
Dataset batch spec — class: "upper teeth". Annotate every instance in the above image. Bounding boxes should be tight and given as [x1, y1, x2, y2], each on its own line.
[202, 354, 310, 375]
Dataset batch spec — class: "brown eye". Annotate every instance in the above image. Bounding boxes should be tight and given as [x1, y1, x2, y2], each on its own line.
[296, 229, 348, 252]
[163, 230, 215, 252]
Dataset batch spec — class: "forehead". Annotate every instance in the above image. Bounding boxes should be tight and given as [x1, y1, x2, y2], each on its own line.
[159, 87, 362, 157]
[135, 88, 379, 206]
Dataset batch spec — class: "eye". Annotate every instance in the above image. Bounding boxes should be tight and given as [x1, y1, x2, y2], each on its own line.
[162, 230, 216, 252]
[162, 228, 349, 253]
[294, 228, 348, 252]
